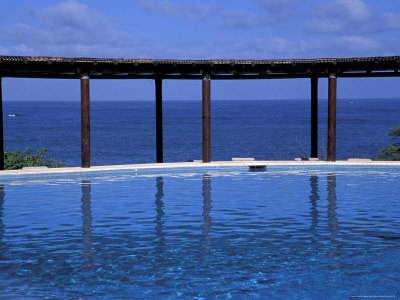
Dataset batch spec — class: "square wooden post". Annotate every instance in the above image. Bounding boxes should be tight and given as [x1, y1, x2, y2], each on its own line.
[202, 75, 211, 163]
[311, 77, 318, 158]
[155, 78, 163, 163]
[81, 75, 90, 168]
[0, 78, 4, 170]
[327, 74, 337, 162]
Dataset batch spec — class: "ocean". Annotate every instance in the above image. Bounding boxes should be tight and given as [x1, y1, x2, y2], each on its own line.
[3, 98, 400, 167]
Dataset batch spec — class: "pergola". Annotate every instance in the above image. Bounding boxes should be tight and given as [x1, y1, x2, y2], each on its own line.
[0, 55, 399, 169]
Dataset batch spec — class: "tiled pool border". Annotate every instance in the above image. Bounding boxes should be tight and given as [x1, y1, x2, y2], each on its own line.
[1, 161, 400, 182]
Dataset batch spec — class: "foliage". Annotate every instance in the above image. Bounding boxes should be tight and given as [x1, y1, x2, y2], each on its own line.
[388, 126, 400, 137]
[376, 127, 400, 161]
[4, 147, 66, 170]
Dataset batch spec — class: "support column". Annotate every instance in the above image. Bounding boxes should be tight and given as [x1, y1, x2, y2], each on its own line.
[202, 75, 211, 163]
[155, 78, 163, 163]
[81, 74, 90, 168]
[327, 74, 337, 162]
[0, 78, 3, 170]
[311, 77, 318, 158]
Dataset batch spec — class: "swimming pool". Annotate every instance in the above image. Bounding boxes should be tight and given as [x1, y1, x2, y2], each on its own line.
[0, 168, 399, 298]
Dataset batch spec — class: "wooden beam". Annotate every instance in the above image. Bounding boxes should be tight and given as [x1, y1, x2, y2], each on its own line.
[327, 74, 337, 162]
[1, 55, 400, 80]
[155, 78, 163, 163]
[81, 75, 90, 168]
[1, 71, 400, 80]
[0, 78, 3, 170]
[202, 75, 211, 163]
[311, 77, 318, 158]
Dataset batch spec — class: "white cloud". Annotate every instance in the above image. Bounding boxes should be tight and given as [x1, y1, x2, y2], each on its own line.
[222, 35, 388, 59]
[384, 12, 400, 30]
[222, 37, 304, 59]
[219, 11, 269, 29]
[31, 0, 110, 31]
[139, 0, 217, 21]
[1, 23, 34, 44]
[0, 0, 398, 60]
[217, 0, 305, 31]
[256, 0, 302, 20]
[0, 45, 10, 55]
[305, 0, 400, 35]
[0, 0, 133, 57]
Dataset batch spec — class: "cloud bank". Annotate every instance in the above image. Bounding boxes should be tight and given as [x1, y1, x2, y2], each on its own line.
[0, 0, 133, 57]
[139, 0, 217, 21]
[305, 0, 400, 35]
[0, 0, 399, 59]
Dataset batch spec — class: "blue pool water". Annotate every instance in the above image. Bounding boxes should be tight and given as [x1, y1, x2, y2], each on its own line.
[0, 170, 399, 298]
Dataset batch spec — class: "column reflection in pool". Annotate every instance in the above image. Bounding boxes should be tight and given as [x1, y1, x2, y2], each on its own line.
[0, 185, 4, 248]
[327, 173, 339, 240]
[309, 174, 320, 238]
[326, 173, 340, 261]
[201, 174, 212, 257]
[154, 176, 165, 247]
[81, 179, 93, 270]
[153, 176, 166, 286]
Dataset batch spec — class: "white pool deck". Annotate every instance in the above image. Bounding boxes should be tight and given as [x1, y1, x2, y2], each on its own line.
[1, 159, 400, 177]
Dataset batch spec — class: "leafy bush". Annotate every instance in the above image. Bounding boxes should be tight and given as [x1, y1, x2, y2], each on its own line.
[376, 126, 400, 161]
[4, 147, 66, 170]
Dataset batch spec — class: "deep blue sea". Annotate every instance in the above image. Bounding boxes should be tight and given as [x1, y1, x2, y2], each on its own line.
[3, 98, 400, 166]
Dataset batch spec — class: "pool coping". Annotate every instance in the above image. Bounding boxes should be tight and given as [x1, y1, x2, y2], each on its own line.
[1, 160, 400, 182]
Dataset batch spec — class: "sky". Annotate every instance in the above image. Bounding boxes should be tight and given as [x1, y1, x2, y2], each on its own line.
[0, 0, 399, 101]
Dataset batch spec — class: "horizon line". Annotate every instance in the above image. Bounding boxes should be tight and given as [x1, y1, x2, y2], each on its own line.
[3, 97, 400, 102]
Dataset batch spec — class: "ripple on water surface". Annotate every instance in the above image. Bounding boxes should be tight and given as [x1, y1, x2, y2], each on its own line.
[0, 171, 399, 298]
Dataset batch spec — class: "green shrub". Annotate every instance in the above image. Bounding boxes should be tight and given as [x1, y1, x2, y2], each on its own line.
[4, 147, 66, 170]
[376, 126, 400, 161]
[388, 126, 400, 137]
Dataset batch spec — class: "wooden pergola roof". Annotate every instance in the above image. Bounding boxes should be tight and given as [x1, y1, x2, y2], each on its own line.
[0, 54, 399, 169]
[0, 55, 399, 80]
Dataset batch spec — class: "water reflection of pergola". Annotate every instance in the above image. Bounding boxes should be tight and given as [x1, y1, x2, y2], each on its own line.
[0, 55, 399, 169]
